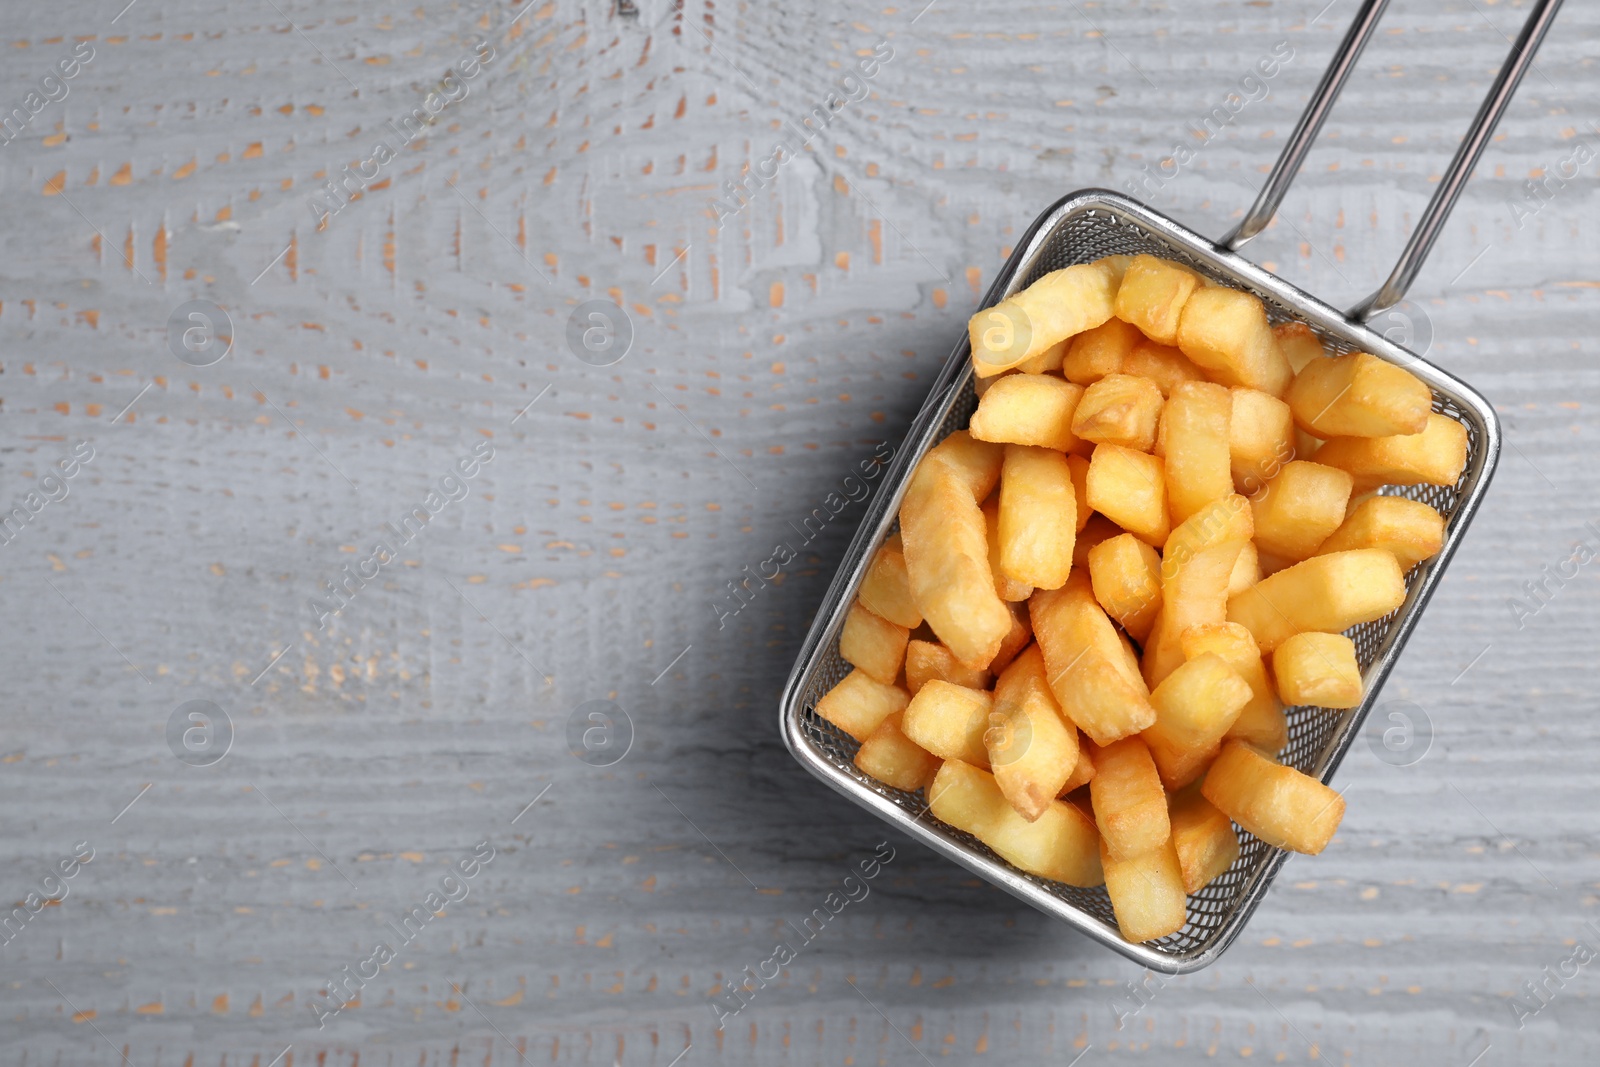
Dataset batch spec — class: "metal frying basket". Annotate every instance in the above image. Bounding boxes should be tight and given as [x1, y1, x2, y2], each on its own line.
[780, 0, 1559, 971]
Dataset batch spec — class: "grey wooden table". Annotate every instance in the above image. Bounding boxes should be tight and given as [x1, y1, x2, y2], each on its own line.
[3, 0, 1597, 1063]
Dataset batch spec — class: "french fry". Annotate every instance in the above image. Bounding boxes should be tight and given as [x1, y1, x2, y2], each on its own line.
[859, 532, 922, 628]
[1086, 443, 1170, 547]
[901, 451, 1014, 667]
[1229, 541, 1262, 596]
[1317, 495, 1445, 571]
[1064, 317, 1141, 385]
[929, 760, 1104, 886]
[1100, 836, 1188, 943]
[1160, 493, 1254, 583]
[983, 498, 1034, 602]
[1272, 631, 1363, 708]
[1169, 785, 1241, 893]
[1287, 351, 1432, 439]
[1067, 453, 1092, 533]
[1072, 374, 1164, 452]
[1343, 487, 1382, 519]
[1087, 532, 1162, 643]
[905, 639, 991, 695]
[1073, 512, 1125, 570]
[1025, 256, 1125, 369]
[1227, 549, 1406, 652]
[1159, 381, 1233, 524]
[901, 680, 994, 767]
[986, 645, 1081, 821]
[815, 668, 910, 742]
[1143, 652, 1253, 790]
[1249, 460, 1354, 562]
[998, 445, 1078, 590]
[839, 601, 911, 684]
[1175, 286, 1293, 397]
[1113, 254, 1202, 345]
[1123, 339, 1207, 396]
[1058, 738, 1097, 795]
[1089, 736, 1170, 860]
[1142, 541, 1245, 689]
[969, 262, 1119, 377]
[979, 793, 1105, 887]
[970, 373, 1085, 452]
[1313, 413, 1469, 491]
[1273, 320, 1326, 375]
[1017, 337, 1071, 375]
[990, 600, 1034, 674]
[1202, 741, 1345, 855]
[1095, 253, 1136, 286]
[854, 712, 940, 792]
[1181, 622, 1288, 754]
[1029, 574, 1157, 745]
[924, 429, 1004, 501]
[1229, 387, 1296, 494]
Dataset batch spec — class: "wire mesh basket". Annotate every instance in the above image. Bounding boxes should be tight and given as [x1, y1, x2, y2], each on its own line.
[777, 0, 1559, 969]
[778, 189, 1499, 972]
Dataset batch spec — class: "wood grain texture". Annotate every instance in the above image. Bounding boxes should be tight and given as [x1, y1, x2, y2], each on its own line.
[1, 0, 1598, 1062]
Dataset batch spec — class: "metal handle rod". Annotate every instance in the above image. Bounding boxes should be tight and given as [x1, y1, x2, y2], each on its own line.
[1348, 0, 1564, 320]
[1223, 0, 1393, 251]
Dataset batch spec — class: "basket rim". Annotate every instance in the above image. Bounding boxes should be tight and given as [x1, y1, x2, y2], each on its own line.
[777, 187, 1502, 973]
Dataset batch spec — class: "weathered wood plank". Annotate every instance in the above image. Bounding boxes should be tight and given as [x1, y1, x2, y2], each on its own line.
[1, 0, 1597, 1062]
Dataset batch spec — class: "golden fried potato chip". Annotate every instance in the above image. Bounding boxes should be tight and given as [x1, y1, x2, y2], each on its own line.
[1202, 741, 1345, 855]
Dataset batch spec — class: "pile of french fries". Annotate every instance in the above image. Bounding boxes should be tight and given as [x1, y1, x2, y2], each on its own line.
[816, 253, 1465, 944]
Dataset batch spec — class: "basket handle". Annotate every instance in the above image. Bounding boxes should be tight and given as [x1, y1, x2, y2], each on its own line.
[1224, 0, 1564, 321]
[1221, 0, 1392, 253]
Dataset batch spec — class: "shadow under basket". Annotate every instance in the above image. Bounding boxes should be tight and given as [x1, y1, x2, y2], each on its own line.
[778, 190, 1499, 973]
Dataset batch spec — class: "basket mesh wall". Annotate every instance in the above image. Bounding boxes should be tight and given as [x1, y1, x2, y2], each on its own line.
[791, 204, 1482, 959]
